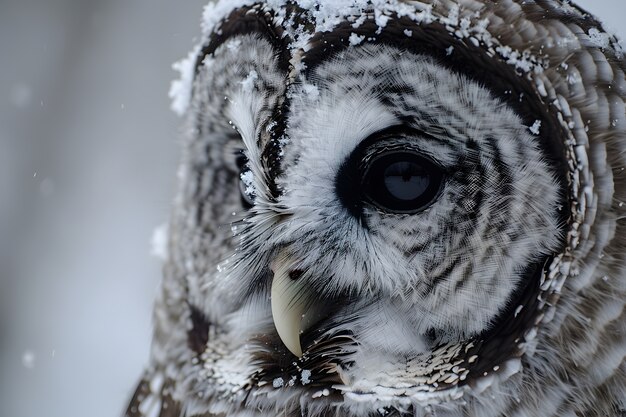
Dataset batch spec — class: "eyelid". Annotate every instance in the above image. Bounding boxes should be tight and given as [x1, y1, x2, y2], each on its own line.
[360, 141, 447, 176]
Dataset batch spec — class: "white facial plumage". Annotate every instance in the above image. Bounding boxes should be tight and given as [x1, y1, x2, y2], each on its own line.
[126, 1, 626, 417]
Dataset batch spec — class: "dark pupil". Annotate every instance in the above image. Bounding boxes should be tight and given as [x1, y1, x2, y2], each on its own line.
[383, 161, 429, 200]
[363, 151, 443, 213]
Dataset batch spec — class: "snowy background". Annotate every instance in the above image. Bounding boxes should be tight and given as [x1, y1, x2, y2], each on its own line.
[0, 2, 624, 417]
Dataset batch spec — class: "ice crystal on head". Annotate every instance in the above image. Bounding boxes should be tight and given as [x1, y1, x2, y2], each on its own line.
[240, 170, 255, 197]
[272, 377, 284, 388]
[349, 33, 366, 46]
[529, 120, 542, 135]
[170, 47, 200, 116]
[588, 27, 610, 49]
[301, 369, 312, 384]
[495, 46, 536, 74]
[374, 9, 390, 29]
[170, 0, 551, 115]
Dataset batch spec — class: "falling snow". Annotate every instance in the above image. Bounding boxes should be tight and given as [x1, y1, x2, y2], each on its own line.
[22, 350, 35, 369]
[151, 224, 169, 260]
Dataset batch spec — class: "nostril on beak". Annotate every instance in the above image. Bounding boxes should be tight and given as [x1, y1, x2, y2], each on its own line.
[289, 269, 303, 281]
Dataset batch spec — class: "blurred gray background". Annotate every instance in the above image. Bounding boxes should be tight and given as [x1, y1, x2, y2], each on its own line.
[0, 1, 623, 417]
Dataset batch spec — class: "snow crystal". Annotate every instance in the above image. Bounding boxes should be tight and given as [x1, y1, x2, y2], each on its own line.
[349, 33, 365, 46]
[588, 27, 610, 49]
[151, 224, 169, 260]
[374, 9, 390, 29]
[272, 377, 284, 388]
[403, 29, 412, 37]
[301, 369, 312, 385]
[240, 170, 255, 197]
[312, 388, 330, 397]
[240, 70, 258, 93]
[169, 47, 199, 116]
[445, 46, 454, 56]
[529, 120, 542, 135]
[22, 350, 35, 369]
[171, 0, 546, 114]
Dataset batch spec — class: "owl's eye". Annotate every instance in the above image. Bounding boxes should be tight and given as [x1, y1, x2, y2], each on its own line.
[362, 151, 444, 213]
[236, 151, 255, 209]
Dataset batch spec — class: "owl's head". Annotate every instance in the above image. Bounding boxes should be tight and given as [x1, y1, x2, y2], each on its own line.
[156, 1, 625, 415]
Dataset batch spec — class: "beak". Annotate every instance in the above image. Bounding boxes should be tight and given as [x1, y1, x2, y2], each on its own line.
[270, 251, 319, 358]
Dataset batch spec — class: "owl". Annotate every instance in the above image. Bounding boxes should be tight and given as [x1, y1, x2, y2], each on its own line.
[125, 1, 626, 416]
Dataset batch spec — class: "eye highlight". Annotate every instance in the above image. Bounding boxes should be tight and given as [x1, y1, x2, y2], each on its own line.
[362, 151, 444, 214]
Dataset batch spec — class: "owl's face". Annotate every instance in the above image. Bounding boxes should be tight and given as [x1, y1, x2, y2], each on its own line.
[143, 1, 626, 416]
[215, 40, 563, 351]
[181, 5, 566, 403]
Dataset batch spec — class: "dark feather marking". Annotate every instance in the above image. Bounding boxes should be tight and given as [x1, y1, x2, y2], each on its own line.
[249, 315, 356, 390]
[125, 377, 150, 417]
[446, 139, 485, 238]
[158, 380, 183, 417]
[195, 4, 290, 74]
[464, 259, 545, 381]
[188, 304, 211, 355]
